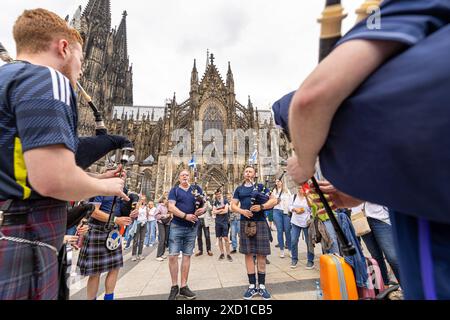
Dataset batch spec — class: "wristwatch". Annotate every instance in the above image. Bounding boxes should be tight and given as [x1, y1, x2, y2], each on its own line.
[183, 213, 188, 220]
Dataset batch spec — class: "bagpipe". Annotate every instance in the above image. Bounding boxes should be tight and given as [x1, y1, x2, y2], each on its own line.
[192, 169, 205, 210]
[249, 177, 270, 211]
[104, 147, 135, 251]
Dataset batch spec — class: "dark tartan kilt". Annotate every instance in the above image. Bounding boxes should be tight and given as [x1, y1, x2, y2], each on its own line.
[239, 220, 271, 256]
[0, 199, 67, 300]
[77, 224, 123, 276]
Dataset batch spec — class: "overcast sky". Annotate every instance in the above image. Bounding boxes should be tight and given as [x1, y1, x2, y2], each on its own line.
[1, 0, 361, 110]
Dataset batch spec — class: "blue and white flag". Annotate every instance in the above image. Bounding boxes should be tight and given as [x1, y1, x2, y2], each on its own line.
[188, 156, 197, 169]
[249, 150, 258, 164]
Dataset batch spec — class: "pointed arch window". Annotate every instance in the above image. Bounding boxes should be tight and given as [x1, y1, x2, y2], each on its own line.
[203, 106, 224, 134]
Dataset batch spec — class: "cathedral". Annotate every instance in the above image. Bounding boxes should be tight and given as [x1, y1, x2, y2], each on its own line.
[69, 0, 133, 136]
[69, 0, 290, 200]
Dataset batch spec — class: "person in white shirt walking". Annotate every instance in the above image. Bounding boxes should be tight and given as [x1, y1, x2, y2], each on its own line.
[289, 186, 315, 269]
[155, 198, 172, 261]
[272, 179, 292, 258]
[132, 198, 149, 261]
[145, 201, 158, 247]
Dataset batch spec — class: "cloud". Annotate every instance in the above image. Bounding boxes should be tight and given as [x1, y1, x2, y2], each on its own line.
[1, 0, 363, 109]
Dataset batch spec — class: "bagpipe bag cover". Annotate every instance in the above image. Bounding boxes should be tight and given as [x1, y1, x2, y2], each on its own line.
[76, 135, 132, 170]
[320, 0, 450, 223]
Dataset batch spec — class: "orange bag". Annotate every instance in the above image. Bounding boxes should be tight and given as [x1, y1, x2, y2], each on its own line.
[320, 254, 358, 300]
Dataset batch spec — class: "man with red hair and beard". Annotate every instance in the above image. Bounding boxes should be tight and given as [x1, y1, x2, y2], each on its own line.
[0, 8, 127, 300]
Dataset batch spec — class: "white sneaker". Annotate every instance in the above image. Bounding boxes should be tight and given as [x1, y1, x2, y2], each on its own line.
[156, 257, 164, 262]
[162, 255, 167, 260]
[280, 251, 285, 259]
[288, 251, 292, 258]
[131, 256, 137, 262]
[138, 255, 145, 260]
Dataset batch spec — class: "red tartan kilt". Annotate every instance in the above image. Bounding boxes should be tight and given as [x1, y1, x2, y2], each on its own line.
[0, 199, 67, 300]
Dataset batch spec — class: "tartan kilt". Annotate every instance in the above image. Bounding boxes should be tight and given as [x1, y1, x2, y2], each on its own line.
[0, 199, 67, 300]
[77, 224, 123, 276]
[239, 220, 271, 256]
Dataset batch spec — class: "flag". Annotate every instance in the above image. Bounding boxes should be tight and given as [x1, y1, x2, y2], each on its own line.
[249, 150, 258, 164]
[188, 156, 196, 169]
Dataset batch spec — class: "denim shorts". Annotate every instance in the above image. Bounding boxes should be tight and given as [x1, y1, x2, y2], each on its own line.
[168, 223, 198, 256]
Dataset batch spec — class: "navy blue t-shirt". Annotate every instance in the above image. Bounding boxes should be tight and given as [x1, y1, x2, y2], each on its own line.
[89, 196, 124, 225]
[168, 185, 203, 227]
[233, 184, 268, 222]
[214, 198, 230, 224]
[0, 62, 78, 200]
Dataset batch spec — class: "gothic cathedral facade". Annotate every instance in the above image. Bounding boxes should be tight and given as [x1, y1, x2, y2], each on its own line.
[69, 0, 290, 199]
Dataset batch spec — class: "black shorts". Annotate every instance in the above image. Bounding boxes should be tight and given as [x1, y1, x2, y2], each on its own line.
[215, 221, 229, 238]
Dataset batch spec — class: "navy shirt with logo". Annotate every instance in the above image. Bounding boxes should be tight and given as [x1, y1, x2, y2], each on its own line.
[213, 198, 230, 224]
[233, 184, 268, 222]
[168, 185, 203, 227]
[89, 196, 124, 226]
[0, 61, 78, 201]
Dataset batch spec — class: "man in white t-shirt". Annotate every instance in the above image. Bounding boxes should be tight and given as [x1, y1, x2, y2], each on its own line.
[289, 186, 315, 270]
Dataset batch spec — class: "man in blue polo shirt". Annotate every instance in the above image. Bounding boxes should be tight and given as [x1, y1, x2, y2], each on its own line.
[231, 166, 277, 300]
[167, 170, 205, 300]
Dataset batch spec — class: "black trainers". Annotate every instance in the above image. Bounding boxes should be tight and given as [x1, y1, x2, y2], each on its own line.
[219, 254, 225, 260]
[227, 255, 233, 262]
[230, 249, 237, 254]
[168, 285, 179, 300]
[179, 286, 197, 300]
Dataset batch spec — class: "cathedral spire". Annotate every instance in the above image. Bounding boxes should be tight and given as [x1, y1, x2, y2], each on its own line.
[83, 0, 111, 30]
[115, 11, 129, 59]
[226, 61, 235, 92]
[70, 5, 82, 29]
[191, 59, 199, 86]
[248, 95, 253, 109]
[172, 92, 177, 105]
